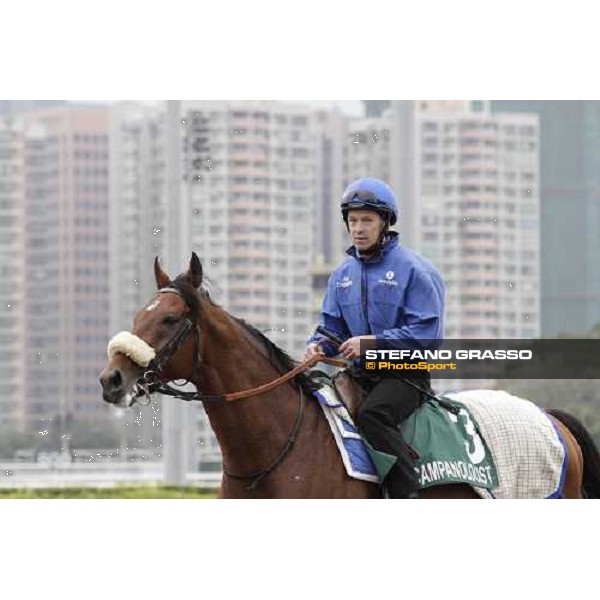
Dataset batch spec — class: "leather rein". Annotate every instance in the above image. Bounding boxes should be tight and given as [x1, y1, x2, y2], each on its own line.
[130, 286, 346, 490]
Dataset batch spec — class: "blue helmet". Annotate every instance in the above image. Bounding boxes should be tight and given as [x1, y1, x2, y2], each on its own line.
[341, 177, 399, 226]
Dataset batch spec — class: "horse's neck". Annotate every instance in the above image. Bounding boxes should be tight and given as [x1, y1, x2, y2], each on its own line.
[194, 307, 303, 477]
[192, 305, 378, 498]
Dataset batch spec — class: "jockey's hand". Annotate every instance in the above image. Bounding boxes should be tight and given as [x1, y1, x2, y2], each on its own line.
[339, 335, 376, 360]
[304, 342, 323, 362]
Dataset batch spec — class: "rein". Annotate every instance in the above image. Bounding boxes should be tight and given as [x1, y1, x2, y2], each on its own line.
[133, 332, 346, 405]
[132, 287, 346, 404]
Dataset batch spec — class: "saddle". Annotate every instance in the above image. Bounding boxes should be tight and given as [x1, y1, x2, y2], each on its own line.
[331, 368, 430, 421]
[332, 368, 370, 422]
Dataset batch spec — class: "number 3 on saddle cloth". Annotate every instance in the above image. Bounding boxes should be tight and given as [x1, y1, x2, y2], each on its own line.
[392, 398, 499, 492]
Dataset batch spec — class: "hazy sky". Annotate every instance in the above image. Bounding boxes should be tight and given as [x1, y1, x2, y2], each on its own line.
[308, 100, 363, 116]
[71, 99, 366, 117]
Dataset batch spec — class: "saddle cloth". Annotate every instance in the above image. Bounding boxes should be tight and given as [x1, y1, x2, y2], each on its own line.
[444, 390, 568, 498]
[312, 386, 380, 483]
[314, 385, 568, 498]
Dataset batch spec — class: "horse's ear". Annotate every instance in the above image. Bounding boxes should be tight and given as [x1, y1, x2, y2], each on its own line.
[187, 252, 203, 289]
[154, 256, 171, 290]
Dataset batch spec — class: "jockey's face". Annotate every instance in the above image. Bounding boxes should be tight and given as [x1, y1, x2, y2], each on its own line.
[347, 209, 386, 252]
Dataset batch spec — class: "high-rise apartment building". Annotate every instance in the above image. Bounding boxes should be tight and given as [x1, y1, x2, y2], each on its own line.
[109, 102, 168, 334]
[110, 100, 318, 457]
[0, 101, 66, 116]
[390, 101, 541, 339]
[313, 108, 348, 267]
[182, 100, 315, 356]
[0, 119, 26, 428]
[491, 101, 600, 337]
[16, 105, 112, 431]
[347, 114, 393, 183]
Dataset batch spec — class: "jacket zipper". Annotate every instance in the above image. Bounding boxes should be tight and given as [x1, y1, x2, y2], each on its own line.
[361, 262, 371, 334]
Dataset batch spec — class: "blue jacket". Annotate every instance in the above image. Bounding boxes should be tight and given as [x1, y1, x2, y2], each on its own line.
[308, 232, 445, 357]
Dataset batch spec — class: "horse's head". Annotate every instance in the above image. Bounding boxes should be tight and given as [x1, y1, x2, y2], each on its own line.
[99, 252, 204, 407]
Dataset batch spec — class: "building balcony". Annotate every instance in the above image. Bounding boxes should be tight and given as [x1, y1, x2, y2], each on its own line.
[229, 200, 270, 211]
[228, 151, 269, 162]
[460, 240, 498, 251]
[230, 182, 269, 193]
[458, 211, 499, 220]
[228, 166, 270, 177]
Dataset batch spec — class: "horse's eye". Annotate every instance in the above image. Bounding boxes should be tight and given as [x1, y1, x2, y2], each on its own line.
[162, 315, 179, 325]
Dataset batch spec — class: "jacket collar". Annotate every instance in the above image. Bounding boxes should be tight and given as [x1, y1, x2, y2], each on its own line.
[346, 231, 399, 263]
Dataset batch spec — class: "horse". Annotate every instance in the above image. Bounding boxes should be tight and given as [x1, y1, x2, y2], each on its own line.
[99, 253, 600, 498]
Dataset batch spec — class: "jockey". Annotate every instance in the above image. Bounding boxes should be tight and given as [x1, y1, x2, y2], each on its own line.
[305, 177, 445, 498]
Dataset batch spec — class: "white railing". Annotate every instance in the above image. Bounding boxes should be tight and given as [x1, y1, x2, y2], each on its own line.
[0, 461, 222, 489]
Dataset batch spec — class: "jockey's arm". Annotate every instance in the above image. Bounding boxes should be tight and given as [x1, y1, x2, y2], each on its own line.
[307, 274, 351, 358]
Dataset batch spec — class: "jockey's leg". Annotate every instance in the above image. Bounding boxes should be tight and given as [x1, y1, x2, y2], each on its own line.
[357, 376, 427, 498]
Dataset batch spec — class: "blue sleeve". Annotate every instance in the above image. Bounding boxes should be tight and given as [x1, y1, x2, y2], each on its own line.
[307, 273, 351, 357]
[377, 269, 445, 350]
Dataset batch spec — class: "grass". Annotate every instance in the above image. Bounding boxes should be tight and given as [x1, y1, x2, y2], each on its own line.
[0, 486, 218, 499]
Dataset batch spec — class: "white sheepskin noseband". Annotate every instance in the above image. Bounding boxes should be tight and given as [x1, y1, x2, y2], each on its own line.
[107, 331, 156, 368]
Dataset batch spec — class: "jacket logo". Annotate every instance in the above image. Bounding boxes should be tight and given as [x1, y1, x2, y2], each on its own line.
[378, 271, 398, 286]
[336, 275, 353, 289]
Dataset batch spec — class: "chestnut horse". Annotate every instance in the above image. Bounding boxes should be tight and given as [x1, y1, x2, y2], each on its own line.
[99, 253, 600, 499]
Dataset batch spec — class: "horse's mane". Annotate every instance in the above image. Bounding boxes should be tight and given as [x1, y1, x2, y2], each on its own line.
[231, 317, 326, 394]
[169, 275, 326, 395]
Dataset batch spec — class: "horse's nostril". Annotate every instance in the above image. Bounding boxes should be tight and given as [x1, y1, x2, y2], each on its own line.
[109, 369, 123, 389]
[100, 369, 126, 403]
[103, 391, 116, 404]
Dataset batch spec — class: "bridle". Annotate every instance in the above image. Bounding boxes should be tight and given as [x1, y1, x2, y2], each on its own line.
[129, 285, 345, 491]
[131, 287, 204, 404]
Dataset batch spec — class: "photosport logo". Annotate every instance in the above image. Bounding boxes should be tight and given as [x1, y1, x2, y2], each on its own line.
[358, 339, 600, 380]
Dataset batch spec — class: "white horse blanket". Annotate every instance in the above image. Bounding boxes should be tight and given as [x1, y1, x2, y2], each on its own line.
[444, 390, 568, 498]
